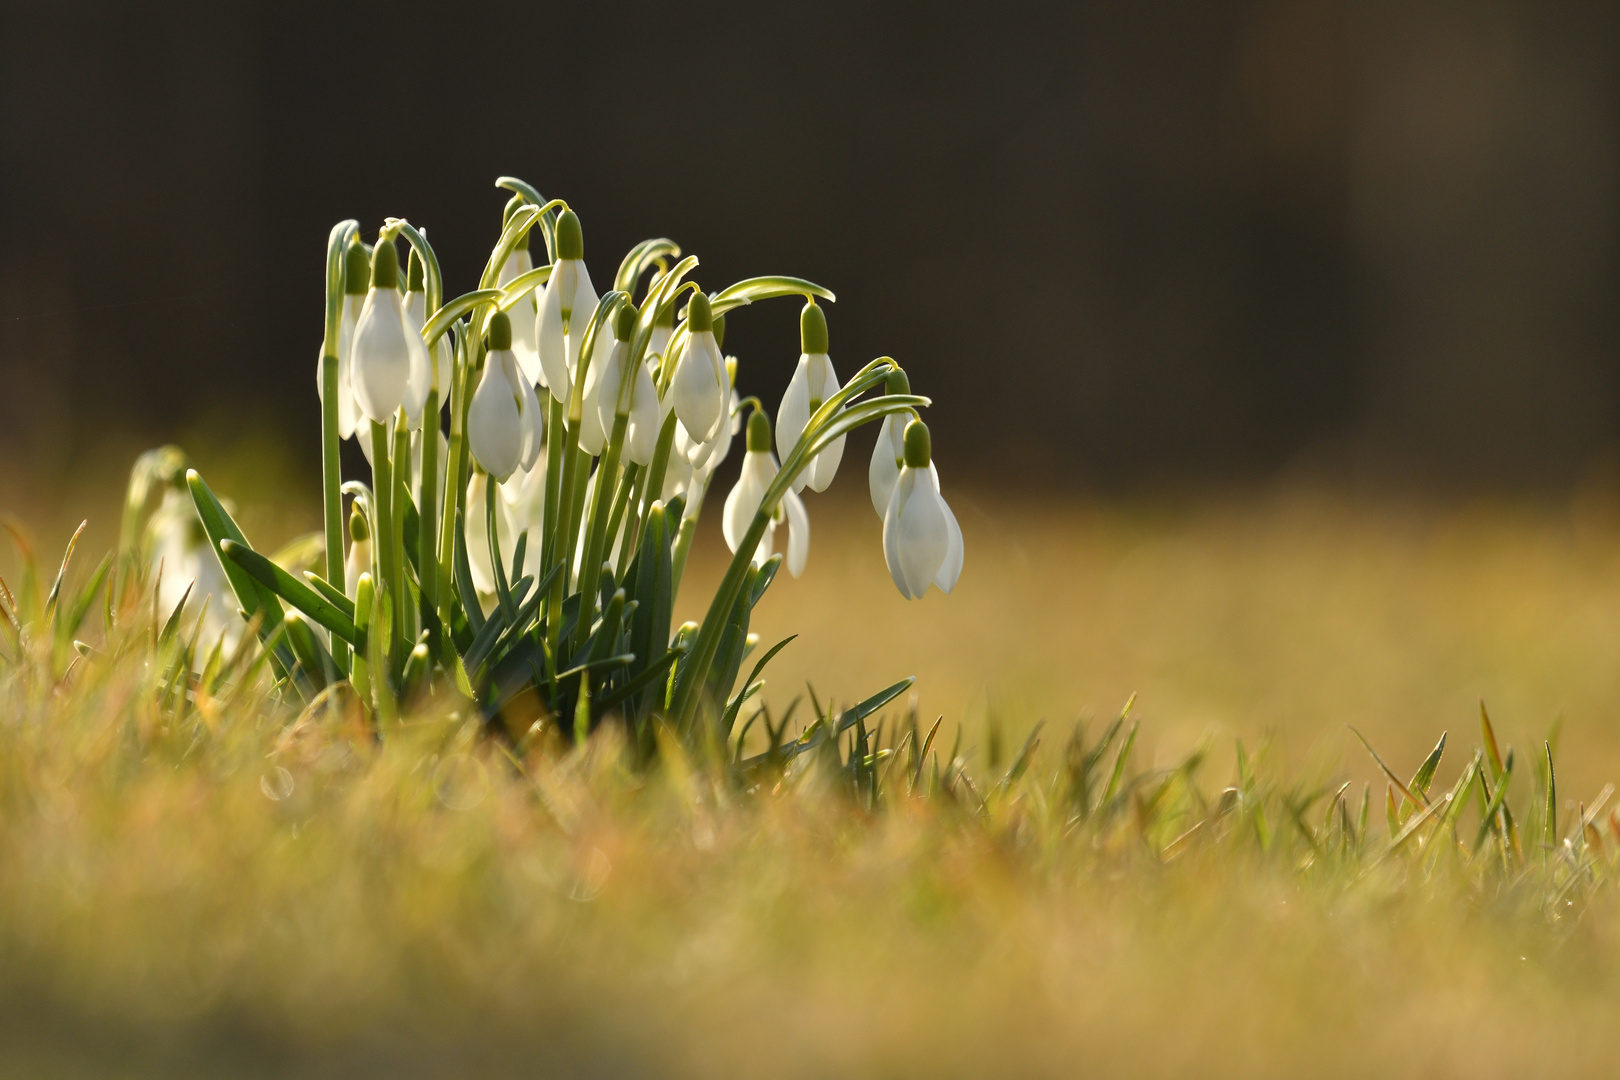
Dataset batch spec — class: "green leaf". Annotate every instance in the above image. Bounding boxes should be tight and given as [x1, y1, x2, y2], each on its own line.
[614, 238, 681, 294]
[56, 552, 111, 646]
[720, 634, 797, 740]
[1544, 740, 1558, 852]
[220, 540, 359, 645]
[303, 571, 355, 619]
[1408, 731, 1447, 802]
[421, 288, 503, 347]
[497, 265, 553, 312]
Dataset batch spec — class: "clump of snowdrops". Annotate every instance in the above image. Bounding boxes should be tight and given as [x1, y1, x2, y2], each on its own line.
[126, 177, 963, 750]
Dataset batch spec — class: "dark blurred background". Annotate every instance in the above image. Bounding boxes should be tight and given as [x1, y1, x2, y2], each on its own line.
[2, 0, 1618, 494]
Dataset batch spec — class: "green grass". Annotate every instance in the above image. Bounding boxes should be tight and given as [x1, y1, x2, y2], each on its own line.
[7, 492, 1620, 1077]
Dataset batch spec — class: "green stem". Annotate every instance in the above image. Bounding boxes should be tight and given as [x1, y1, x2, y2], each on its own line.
[612, 465, 645, 582]
[391, 415, 412, 651]
[641, 412, 678, 519]
[436, 329, 468, 628]
[369, 419, 396, 664]
[417, 389, 439, 613]
[669, 473, 708, 601]
[668, 510, 771, 730]
[575, 414, 628, 655]
[321, 220, 358, 674]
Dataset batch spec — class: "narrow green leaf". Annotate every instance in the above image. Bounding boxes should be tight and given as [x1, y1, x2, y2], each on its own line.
[220, 540, 359, 645]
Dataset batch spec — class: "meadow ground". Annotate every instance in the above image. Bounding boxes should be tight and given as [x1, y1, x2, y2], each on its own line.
[7, 471, 1620, 1077]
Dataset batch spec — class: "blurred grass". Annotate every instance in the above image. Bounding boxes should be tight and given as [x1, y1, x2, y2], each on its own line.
[10, 463, 1620, 1076]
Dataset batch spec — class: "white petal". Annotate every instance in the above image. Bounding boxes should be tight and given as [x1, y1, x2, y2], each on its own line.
[467, 349, 523, 481]
[776, 358, 811, 464]
[400, 306, 431, 429]
[782, 486, 809, 577]
[803, 355, 844, 492]
[577, 346, 608, 455]
[722, 451, 774, 553]
[868, 413, 903, 519]
[930, 465, 963, 593]
[806, 429, 845, 492]
[345, 537, 372, 599]
[895, 466, 948, 597]
[564, 260, 599, 380]
[662, 452, 693, 502]
[671, 333, 725, 443]
[336, 297, 363, 439]
[464, 472, 497, 596]
[595, 343, 625, 437]
[882, 471, 915, 599]
[537, 265, 569, 400]
[501, 251, 542, 388]
[691, 388, 735, 474]
[514, 355, 545, 470]
[352, 288, 412, 423]
[625, 360, 662, 465]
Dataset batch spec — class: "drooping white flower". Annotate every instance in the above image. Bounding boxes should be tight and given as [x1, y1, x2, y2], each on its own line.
[535, 209, 598, 403]
[594, 303, 662, 465]
[344, 503, 373, 600]
[351, 239, 415, 425]
[868, 370, 915, 518]
[670, 292, 727, 443]
[497, 229, 543, 385]
[463, 470, 505, 598]
[723, 410, 809, 577]
[147, 482, 238, 655]
[882, 420, 962, 599]
[468, 311, 543, 482]
[776, 301, 845, 493]
[316, 241, 371, 440]
[499, 452, 547, 581]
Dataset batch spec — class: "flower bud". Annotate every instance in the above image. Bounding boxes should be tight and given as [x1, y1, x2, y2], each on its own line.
[747, 408, 771, 452]
[614, 301, 637, 342]
[503, 195, 530, 250]
[371, 238, 399, 290]
[488, 311, 513, 351]
[800, 301, 829, 354]
[348, 504, 370, 543]
[407, 247, 425, 292]
[686, 291, 713, 333]
[556, 209, 584, 261]
[903, 419, 931, 469]
[886, 368, 910, 395]
[345, 241, 370, 295]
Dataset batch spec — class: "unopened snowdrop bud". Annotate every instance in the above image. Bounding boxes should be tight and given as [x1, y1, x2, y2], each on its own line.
[344, 503, 372, 599]
[468, 311, 543, 481]
[351, 239, 413, 423]
[648, 298, 676, 375]
[868, 368, 912, 518]
[723, 409, 809, 577]
[536, 208, 598, 402]
[592, 302, 662, 465]
[776, 300, 845, 493]
[397, 248, 433, 429]
[882, 419, 962, 599]
[671, 291, 727, 443]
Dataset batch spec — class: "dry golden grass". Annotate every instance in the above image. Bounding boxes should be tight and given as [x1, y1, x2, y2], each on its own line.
[7, 481, 1620, 1077]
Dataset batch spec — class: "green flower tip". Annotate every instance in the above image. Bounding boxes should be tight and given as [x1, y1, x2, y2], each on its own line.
[371, 239, 399, 289]
[556, 209, 583, 260]
[348, 505, 370, 543]
[488, 310, 513, 351]
[614, 301, 637, 341]
[886, 368, 911, 396]
[800, 300, 828, 354]
[712, 313, 726, 350]
[406, 247, 425, 292]
[655, 298, 676, 327]
[903, 419, 931, 469]
[746, 407, 772, 452]
[687, 291, 714, 333]
[344, 241, 371, 295]
[502, 196, 531, 250]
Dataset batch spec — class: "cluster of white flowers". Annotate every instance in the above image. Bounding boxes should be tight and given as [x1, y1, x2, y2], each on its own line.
[325, 204, 961, 606]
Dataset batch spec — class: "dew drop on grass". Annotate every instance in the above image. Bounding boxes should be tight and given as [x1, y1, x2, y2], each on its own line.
[434, 753, 490, 811]
[260, 766, 294, 801]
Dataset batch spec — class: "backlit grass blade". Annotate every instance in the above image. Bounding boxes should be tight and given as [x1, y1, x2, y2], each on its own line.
[221, 540, 359, 645]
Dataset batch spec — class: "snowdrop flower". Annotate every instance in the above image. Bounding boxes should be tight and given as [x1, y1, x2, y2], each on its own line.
[147, 480, 237, 653]
[594, 302, 662, 465]
[316, 240, 370, 440]
[882, 420, 962, 599]
[868, 369, 915, 518]
[468, 311, 544, 482]
[723, 409, 809, 577]
[344, 503, 372, 600]
[463, 470, 505, 598]
[402, 250, 447, 429]
[776, 300, 845, 493]
[535, 209, 598, 402]
[670, 292, 727, 443]
[500, 453, 546, 580]
[351, 239, 416, 425]
[496, 221, 543, 385]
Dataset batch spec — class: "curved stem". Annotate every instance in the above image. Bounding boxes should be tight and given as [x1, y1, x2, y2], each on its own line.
[321, 220, 358, 673]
